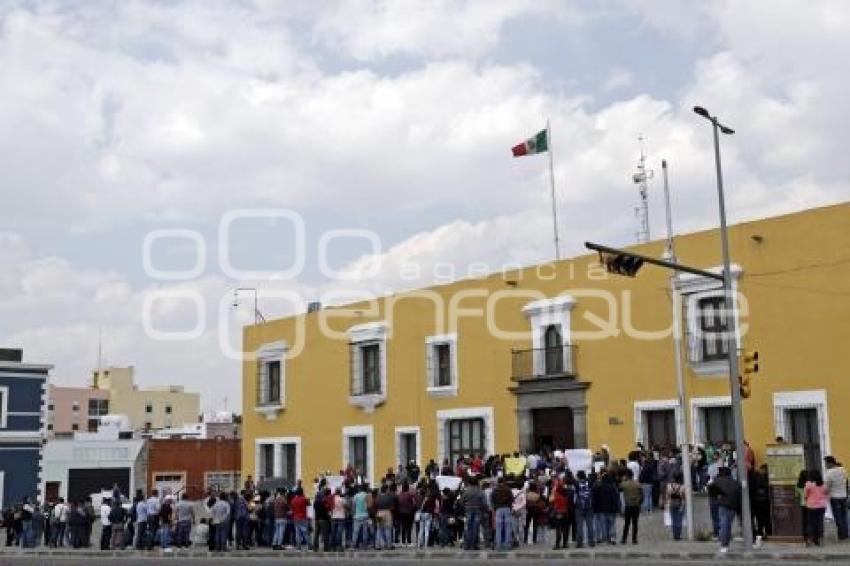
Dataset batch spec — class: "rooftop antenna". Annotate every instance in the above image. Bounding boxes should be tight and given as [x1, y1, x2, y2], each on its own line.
[94, 326, 103, 387]
[632, 135, 653, 243]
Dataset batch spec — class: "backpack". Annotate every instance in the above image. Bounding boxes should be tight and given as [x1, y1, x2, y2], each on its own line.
[576, 481, 592, 511]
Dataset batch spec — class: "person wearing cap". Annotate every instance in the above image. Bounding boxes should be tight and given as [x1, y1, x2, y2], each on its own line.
[825, 456, 848, 540]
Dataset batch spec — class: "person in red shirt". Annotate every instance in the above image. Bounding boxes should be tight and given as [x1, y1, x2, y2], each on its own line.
[549, 477, 570, 550]
[471, 454, 484, 475]
[290, 489, 309, 550]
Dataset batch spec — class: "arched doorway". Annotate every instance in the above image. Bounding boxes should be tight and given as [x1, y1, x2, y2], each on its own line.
[532, 406, 574, 452]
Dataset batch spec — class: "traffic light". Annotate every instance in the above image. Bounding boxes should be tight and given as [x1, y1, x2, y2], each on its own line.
[738, 350, 758, 399]
[741, 350, 759, 375]
[738, 374, 751, 399]
[598, 252, 644, 277]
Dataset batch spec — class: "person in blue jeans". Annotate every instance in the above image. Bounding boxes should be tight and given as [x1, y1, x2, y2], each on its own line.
[490, 477, 514, 551]
[233, 493, 250, 550]
[666, 472, 687, 541]
[708, 466, 741, 552]
[592, 471, 619, 545]
[574, 471, 595, 548]
[351, 487, 371, 550]
[461, 477, 486, 551]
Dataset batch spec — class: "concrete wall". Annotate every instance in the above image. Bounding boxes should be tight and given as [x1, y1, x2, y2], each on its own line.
[48, 385, 109, 437]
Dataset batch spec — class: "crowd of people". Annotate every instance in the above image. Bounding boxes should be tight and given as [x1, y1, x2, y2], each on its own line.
[1, 444, 847, 554]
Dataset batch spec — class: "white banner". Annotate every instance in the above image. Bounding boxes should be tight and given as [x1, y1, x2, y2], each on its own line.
[436, 475, 463, 491]
[563, 449, 593, 474]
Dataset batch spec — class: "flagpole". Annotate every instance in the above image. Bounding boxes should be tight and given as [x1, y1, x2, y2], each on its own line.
[547, 119, 561, 260]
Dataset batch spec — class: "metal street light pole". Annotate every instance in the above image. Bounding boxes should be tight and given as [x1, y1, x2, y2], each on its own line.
[693, 105, 752, 550]
[661, 160, 694, 541]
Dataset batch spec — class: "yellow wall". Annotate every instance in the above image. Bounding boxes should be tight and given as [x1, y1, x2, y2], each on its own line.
[242, 202, 850, 482]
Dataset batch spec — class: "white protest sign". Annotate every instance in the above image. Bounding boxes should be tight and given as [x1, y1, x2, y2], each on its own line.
[563, 449, 593, 473]
[436, 475, 462, 491]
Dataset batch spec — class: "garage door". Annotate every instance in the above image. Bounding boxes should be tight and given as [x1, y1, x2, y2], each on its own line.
[68, 468, 130, 502]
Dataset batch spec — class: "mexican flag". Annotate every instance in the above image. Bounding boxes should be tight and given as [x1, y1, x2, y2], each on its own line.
[511, 128, 548, 157]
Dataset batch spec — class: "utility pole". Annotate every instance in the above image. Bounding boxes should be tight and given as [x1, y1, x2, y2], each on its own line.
[693, 105, 752, 550]
[661, 159, 694, 540]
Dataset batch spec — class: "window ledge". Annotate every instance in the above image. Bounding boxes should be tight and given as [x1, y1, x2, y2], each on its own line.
[689, 360, 729, 377]
[426, 385, 458, 398]
[348, 394, 385, 413]
[254, 403, 284, 420]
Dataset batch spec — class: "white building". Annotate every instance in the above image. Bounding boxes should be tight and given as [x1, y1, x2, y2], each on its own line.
[42, 428, 147, 502]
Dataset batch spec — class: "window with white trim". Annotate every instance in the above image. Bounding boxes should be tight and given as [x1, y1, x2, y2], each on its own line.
[342, 425, 374, 484]
[257, 360, 281, 406]
[255, 438, 300, 486]
[703, 406, 734, 445]
[677, 265, 742, 373]
[425, 333, 458, 396]
[348, 323, 388, 410]
[349, 436, 368, 478]
[521, 296, 576, 377]
[254, 341, 287, 415]
[697, 295, 730, 362]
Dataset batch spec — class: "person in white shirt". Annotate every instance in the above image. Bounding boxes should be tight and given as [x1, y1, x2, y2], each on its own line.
[99, 499, 112, 550]
[825, 456, 849, 540]
[51, 499, 67, 547]
[144, 491, 161, 550]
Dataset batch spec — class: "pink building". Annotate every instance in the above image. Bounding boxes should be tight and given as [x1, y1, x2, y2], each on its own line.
[47, 385, 109, 438]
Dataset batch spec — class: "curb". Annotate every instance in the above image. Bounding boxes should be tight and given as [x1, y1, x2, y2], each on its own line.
[0, 548, 847, 561]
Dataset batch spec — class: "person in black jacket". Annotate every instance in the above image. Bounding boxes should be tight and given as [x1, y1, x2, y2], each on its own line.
[592, 471, 620, 545]
[708, 467, 740, 553]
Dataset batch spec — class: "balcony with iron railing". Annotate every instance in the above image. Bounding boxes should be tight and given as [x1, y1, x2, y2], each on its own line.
[511, 345, 577, 382]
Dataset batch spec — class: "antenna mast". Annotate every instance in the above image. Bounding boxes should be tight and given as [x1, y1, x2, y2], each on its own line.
[632, 136, 653, 243]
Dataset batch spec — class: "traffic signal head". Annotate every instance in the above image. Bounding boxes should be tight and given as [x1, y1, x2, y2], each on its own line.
[738, 374, 751, 399]
[741, 350, 759, 374]
[599, 252, 644, 277]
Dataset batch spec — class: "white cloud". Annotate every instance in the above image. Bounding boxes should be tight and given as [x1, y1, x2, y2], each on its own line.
[602, 68, 634, 92]
[311, 0, 574, 61]
[1, 1, 849, 415]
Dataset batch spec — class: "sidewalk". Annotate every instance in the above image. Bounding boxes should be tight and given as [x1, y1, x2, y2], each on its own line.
[6, 494, 846, 561]
[1, 543, 849, 562]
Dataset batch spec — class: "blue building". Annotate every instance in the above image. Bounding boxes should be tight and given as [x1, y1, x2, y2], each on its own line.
[0, 348, 50, 509]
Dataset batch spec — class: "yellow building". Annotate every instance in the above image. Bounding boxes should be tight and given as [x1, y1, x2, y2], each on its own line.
[241, 203, 850, 486]
[92, 366, 200, 432]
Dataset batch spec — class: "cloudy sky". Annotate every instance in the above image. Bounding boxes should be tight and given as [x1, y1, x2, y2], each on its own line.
[1, 0, 848, 412]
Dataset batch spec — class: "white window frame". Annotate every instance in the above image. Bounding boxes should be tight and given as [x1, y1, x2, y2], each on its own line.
[0, 471, 4, 510]
[0, 386, 8, 428]
[348, 322, 388, 412]
[254, 341, 287, 420]
[425, 333, 458, 397]
[436, 407, 495, 466]
[522, 295, 576, 376]
[342, 425, 374, 486]
[254, 436, 302, 484]
[690, 395, 731, 445]
[773, 390, 831, 471]
[633, 399, 683, 448]
[676, 264, 742, 376]
[394, 426, 422, 467]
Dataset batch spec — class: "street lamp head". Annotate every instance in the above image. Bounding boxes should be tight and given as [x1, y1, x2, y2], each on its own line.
[720, 124, 735, 135]
[693, 105, 710, 119]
